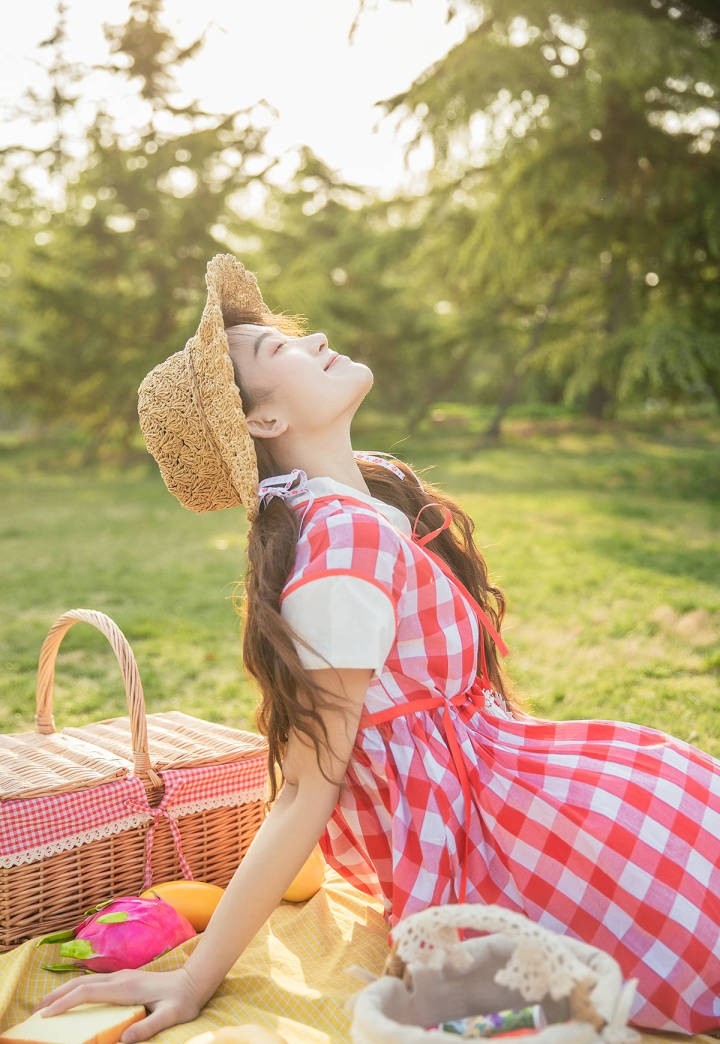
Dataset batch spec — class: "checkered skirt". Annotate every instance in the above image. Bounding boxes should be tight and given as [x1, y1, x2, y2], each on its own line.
[284, 493, 720, 1035]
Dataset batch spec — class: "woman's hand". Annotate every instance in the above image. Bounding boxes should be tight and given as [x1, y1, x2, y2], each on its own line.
[37, 967, 203, 1043]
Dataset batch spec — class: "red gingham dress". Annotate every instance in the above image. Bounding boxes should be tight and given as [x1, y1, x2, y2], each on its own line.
[280, 480, 720, 1034]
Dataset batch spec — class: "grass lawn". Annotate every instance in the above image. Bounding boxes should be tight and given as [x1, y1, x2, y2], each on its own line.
[1, 413, 719, 757]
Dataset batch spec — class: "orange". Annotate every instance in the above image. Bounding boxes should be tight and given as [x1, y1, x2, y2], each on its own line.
[140, 880, 224, 931]
[282, 845, 326, 903]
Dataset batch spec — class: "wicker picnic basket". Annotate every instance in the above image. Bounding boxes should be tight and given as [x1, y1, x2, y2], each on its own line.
[0, 609, 269, 951]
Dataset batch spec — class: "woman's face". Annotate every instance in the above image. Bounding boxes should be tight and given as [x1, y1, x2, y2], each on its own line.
[227, 324, 373, 441]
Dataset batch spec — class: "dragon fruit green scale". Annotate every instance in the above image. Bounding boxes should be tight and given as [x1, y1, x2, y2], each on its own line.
[40, 895, 196, 972]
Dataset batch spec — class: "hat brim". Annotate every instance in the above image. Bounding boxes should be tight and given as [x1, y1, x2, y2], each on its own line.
[138, 254, 270, 520]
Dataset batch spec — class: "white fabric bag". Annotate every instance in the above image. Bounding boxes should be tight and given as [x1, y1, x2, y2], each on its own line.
[350, 904, 639, 1043]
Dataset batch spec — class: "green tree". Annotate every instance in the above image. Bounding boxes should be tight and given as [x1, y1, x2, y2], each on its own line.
[1, 0, 274, 456]
[378, 0, 720, 428]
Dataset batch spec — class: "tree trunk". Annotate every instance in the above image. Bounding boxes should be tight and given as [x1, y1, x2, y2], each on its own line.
[483, 263, 572, 441]
[405, 341, 477, 435]
[585, 383, 613, 420]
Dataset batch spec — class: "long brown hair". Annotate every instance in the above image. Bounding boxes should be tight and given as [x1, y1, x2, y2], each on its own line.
[227, 320, 516, 800]
[244, 461, 518, 800]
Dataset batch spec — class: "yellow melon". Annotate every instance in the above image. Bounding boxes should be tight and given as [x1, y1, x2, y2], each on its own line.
[140, 880, 224, 931]
[282, 845, 326, 903]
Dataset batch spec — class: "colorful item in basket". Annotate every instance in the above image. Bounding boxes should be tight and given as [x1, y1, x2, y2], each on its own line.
[0, 1002, 145, 1044]
[39, 895, 195, 973]
[140, 880, 225, 931]
[438, 1005, 547, 1038]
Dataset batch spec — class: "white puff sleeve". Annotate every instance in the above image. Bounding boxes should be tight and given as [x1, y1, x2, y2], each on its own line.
[281, 575, 396, 672]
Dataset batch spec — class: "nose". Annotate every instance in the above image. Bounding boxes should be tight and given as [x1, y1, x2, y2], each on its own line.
[303, 332, 328, 354]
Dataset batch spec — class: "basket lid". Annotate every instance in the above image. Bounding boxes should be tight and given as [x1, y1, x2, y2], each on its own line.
[0, 714, 267, 801]
[0, 731, 130, 800]
[63, 711, 268, 772]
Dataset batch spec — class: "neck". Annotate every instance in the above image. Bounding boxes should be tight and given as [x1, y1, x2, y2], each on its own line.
[272, 428, 369, 495]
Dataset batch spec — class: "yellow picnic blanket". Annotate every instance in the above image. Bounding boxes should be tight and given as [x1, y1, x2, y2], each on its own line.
[0, 873, 714, 1043]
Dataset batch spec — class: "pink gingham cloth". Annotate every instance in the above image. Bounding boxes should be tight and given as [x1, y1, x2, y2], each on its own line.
[280, 479, 720, 1036]
[1, 756, 268, 888]
[0, 775, 149, 866]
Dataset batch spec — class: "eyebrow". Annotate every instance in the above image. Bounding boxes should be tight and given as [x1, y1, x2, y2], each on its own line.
[252, 330, 274, 357]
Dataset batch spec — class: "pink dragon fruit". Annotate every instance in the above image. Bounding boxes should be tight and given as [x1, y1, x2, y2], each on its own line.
[39, 895, 196, 972]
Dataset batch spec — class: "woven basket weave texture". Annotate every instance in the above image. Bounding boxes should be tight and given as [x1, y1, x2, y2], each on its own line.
[0, 609, 268, 951]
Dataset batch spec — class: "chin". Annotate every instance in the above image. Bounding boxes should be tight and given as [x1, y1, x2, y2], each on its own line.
[348, 366, 374, 414]
[357, 361, 374, 388]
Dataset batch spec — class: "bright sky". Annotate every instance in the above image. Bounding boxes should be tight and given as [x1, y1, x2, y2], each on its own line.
[0, 0, 476, 193]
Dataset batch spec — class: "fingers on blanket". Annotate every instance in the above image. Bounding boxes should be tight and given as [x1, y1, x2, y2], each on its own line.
[35, 973, 190, 1042]
[38, 973, 127, 1015]
[36, 979, 97, 1014]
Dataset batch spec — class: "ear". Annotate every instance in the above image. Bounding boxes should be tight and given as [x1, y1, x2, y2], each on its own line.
[247, 414, 288, 440]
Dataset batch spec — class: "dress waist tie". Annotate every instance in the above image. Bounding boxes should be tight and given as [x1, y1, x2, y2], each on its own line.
[359, 684, 485, 904]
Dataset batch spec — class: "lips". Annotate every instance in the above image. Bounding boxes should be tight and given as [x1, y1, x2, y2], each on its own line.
[324, 352, 340, 370]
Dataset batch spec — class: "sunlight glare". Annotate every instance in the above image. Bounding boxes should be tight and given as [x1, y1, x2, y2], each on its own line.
[1, 0, 476, 195]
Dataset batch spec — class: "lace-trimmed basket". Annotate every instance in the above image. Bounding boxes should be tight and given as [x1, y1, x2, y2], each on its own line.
[351, 904, 639, 1044]
[0, 609, 268, 951]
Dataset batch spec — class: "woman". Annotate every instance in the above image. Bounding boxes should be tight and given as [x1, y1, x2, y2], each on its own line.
[40, 255, 720, 1040]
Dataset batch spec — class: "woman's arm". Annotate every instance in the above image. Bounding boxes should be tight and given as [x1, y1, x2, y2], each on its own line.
[180, 664, 370, 1003]
[38, 667, 372, 1043]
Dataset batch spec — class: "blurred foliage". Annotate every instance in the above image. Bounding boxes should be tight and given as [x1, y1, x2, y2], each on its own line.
[378, 0, 720, 427]
[0, 0, 274, 456]
[0, 0, 718, 452]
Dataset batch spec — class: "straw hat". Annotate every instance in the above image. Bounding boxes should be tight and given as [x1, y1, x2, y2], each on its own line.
[138, 254, 270, 521]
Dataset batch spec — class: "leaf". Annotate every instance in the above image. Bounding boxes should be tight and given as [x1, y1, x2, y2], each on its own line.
[37, 928, 76, 946]
[84, 898, 115, 916]
[96, 911, 129, 924]
[58, 939, 96, 960]
[41, 962, 84, 973]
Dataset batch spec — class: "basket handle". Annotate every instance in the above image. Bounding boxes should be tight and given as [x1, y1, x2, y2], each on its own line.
[35, 608, 161, 789]
[389, 904, 597, 995]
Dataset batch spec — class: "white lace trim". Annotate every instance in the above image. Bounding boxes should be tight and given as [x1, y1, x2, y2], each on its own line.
[392, 904, 593, 998]
[481, 686, 515, 720]
[164, 785, 267, 821]
[1, 786, 267, 869]
[0, 813, 152, 869]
